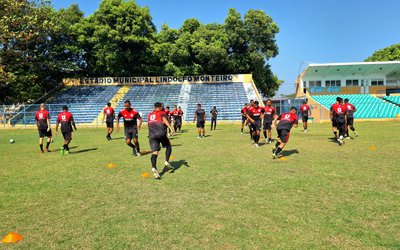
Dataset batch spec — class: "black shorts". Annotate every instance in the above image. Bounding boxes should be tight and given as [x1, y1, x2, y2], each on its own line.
[336, 122, 346, 134]
[302, 116, 309, 123]
[347, 118, 354, 126]
[242, 116, 247, 123]
[149, 134, 171, 152]
[174, 118, 182, 126]
[124, 127, 138, 140]
[38, 128, 52, 138]
[277, 129, 291, 143]
[263, 122, 272, 131]
[62, 132, 72, 141]
[331, 119, 337, 128]
[251, 120, 262, 131]
[197, 121, 205, 128]
[106, 121, 114, 128]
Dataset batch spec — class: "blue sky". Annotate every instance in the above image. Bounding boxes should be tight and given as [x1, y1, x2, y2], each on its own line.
[52, 0, 400, 95]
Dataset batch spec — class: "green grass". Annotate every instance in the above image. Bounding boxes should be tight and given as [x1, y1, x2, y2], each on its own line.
[1, 122, 400, 249]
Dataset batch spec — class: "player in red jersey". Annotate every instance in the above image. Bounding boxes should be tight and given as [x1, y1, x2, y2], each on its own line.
[330, 97, 341, 139]
[331, 97, 347, 145]
[102, 102, 115, 140]
[35, 103, 52, 153]
[116, 100, 143, 156]
[262, 99, 276, 144]
[240, 103, 248, 134]
[344, 98, 358, 139]
[148, 102, 176, 179]
[272, 107, 298, 159]
[299, 101, 311, 132]
[55, 105, 77, 155]
[165, 106, 172, 136]
[171, 106, 181, 133]
[246, 100, 264, 147]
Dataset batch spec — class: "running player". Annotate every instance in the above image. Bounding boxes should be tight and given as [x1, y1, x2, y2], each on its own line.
[240, 103, 248, 134]
[193, 103, 206, 138]
[331, 97, 347, 145]
[177, 106, 184, 132]
[272, 107, 298, 159]
[344, 98, 358, 139]
[148, 102, 176, 179]
[35, 103, 52, 153]
[246, 100, 264, 147]
[330, 97, 340, 139]
[262, 99, 276, 144]
[116, 100, 143, 156]
[299, 101, 311, 132]
[248, 100, 255, 140]
[210, 106, 218, 130]
[171, 106, 181, 132]
[165, 106, 172, 136]
[55, 105, 77, 155]
[102, 102, 115, 140]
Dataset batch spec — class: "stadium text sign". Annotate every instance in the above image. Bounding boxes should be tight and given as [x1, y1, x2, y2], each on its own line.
[63, 74, 246, 86]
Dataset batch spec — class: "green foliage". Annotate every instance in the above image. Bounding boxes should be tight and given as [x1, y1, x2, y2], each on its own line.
[0, 0, 281, 102]
[365, 44, 400, 62]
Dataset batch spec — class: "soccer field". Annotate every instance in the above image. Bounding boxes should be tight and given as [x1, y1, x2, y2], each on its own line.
[1, 122, 399, 248]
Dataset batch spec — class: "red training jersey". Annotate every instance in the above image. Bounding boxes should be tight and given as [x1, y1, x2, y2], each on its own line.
[277, 112, 298, 130]
[103, 107, 115, 121]
[300, 104, 310, 116]
[35, 109, 50, 130]
[263, 106, 275, 123]
[247, 106, 264, 120]
[148, 110, 167, 137]
[57, 111, 74, 133]
[117, 108, 140, 130]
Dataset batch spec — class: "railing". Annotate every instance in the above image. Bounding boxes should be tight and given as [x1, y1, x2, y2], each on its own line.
[2, 102, 399, 128]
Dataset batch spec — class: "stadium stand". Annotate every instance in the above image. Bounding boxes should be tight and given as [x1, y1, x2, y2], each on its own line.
[311, 94, 400, 118]
[185, 83, 249, 121]
[114, 84, 182, 122]
[19, 86, 121, 125]
[383, 96, 400, 106]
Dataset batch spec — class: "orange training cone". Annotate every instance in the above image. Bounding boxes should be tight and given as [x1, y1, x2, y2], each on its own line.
[107, 163, 117, 169]
[141, 172, 151, 178]
[1, 232, 23, 243]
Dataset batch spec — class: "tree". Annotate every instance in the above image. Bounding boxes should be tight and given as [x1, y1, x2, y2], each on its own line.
[365, 44, 400, 62]
[74, 0, 157, 76]
[0, 0, 60, 102]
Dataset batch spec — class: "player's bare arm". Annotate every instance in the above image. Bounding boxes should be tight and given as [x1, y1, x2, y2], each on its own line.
[116, 114, 121, 132]
[162, 117, 175, 135]
[138, 115, 143, 130]
[71, 117, 77, 131]
[47, 117, 51, 132]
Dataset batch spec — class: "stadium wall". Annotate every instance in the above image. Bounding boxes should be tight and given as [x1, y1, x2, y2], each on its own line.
[63, 74, 252, 86]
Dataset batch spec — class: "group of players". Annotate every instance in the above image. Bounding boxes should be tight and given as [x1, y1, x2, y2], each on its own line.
[330, 97, 358, 145]
[34, 96, 358, 178]
[34, 101, 215, 179]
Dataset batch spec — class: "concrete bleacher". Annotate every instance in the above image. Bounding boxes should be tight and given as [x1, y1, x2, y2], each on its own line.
[311, 94, 400, 118]
[114, 84, 182, 122]
[21, 86, 121, 125]
[12, 81, 258, 125]
[185, 83, 249, 121]
[383, 96, 400, 106]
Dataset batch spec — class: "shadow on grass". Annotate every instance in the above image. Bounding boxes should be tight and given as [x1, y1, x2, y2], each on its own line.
[111, 137, 125, 140]
[70, 148, 98, 154]
[281, 149, 300, 157]
[171, 144, 182, 147]
[160, 159, 190, 177]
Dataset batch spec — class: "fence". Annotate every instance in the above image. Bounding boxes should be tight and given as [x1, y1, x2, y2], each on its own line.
[1, 101, 399, 128]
